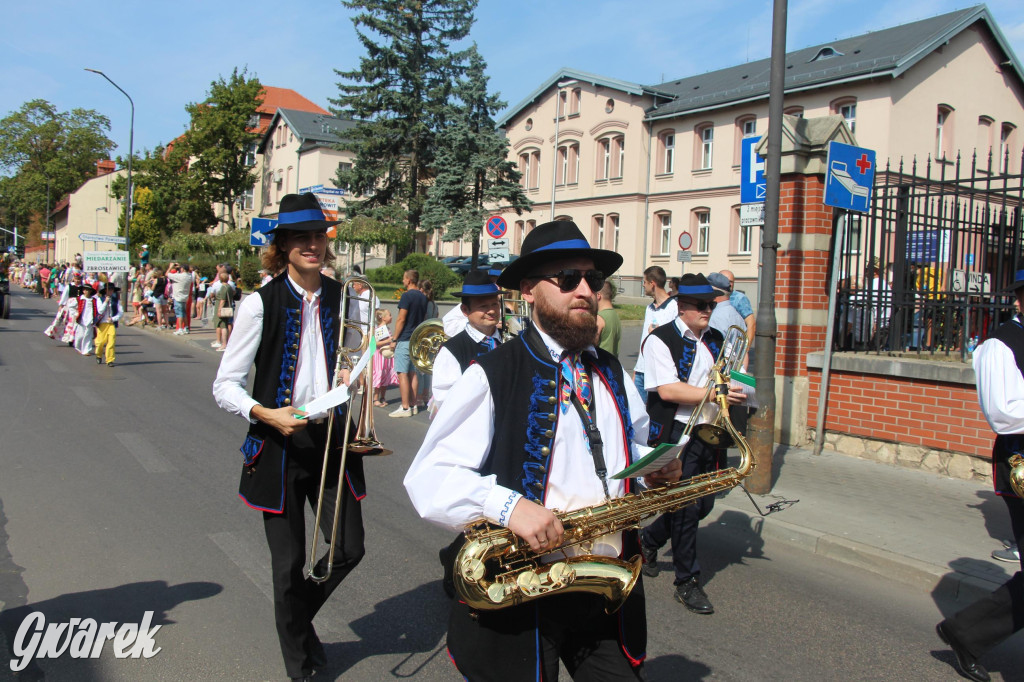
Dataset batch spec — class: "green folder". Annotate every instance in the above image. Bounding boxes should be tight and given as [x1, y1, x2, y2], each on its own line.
[730, 370, 756, 387]
[611, 442, 681, 480]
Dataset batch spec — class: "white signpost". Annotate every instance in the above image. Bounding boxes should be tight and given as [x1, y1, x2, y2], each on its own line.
[740, 203, 765, 227]
[83, 250, 130, 272]
[487, 238, 509, 262]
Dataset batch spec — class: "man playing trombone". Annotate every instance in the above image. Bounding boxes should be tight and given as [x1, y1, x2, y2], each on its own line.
[213, 193, 366, 681]
[639, 273, 747, 615]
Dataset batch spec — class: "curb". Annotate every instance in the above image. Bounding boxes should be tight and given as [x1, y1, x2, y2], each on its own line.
[707, 497, 1003, 604]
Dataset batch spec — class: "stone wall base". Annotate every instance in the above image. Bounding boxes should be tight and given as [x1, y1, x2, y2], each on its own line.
[809, 428, 992, 485]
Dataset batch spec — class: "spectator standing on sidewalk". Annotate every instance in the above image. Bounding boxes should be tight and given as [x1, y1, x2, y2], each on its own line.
[595, 280, 621, 355]
[389, 269, 428, 418]
[936, 262, 1024, 682]
[633, 266, 676, 396]
[212, 272, 234, 351]
[720, 269, 755, 348]
[167, 262, 192, 335]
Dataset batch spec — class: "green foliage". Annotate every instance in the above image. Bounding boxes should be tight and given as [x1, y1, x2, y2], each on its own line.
[367, 253, 459, 296]
[184, 68, 263, 232]
[0, 99, 115, 244]
[335, 211, 413, 250]
[423, 45, 531, 251]
[127, 187, 164, 252]
[237, 259, 262, 290]
[332, 0, 478, 244]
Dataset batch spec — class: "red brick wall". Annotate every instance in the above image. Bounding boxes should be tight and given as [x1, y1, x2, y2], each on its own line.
[807, 368, 991, 458]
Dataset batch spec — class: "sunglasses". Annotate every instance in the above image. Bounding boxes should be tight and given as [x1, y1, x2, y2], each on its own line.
[680, 299, 717, 312]
[531, 269, 605, 293]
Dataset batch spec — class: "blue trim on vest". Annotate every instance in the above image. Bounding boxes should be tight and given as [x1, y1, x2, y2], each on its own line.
[533, 238, 590, 253]
[278, 208, 327, 225]
[522, 372, 557, 502]
[519, 331, 556, 368]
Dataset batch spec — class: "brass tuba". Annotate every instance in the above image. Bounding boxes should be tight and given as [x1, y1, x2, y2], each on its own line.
[409, 318, 447, 374]
[1008, 455, 1024, 497]
[452, 327, 754, 612]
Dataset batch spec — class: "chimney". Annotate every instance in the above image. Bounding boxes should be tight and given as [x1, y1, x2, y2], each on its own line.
[96, 159, 116, 176]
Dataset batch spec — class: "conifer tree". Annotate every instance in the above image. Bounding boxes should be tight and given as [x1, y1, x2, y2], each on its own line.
[332, 0, 477, 247]
[422, 46, 531, 265]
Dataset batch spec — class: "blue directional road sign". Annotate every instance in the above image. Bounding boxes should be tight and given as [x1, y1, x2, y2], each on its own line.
[250, 217, 278, 247]
[825, 141, 876, 213]
[486, 215, 507, 239]
[740, 137, 766, 204]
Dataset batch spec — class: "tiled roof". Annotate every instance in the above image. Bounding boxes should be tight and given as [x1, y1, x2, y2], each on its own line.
[258, 86, 328, 116]
[257, 108, 357, 154]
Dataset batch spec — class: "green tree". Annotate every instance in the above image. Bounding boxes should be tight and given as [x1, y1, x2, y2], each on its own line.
[125, 186, 163, 252]
[422, 46, 531, 265]
[0, 100, 115, 242]
[184, 68, 263, 231]
[332, 0, 478, 248]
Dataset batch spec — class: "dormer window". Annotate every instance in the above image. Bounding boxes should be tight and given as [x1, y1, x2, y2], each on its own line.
[810, 46, 844, 62]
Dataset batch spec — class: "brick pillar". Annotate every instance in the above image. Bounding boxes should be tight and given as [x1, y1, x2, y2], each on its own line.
[773, 172, 833, 444]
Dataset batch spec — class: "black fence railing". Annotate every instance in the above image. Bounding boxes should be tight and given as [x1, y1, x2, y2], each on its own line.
[832, 149, 1024, 360]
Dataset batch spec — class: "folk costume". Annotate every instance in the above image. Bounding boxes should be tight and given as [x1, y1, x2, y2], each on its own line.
[406, 221, 653, 681]
[937, 263, 1024, 682]
[213, 193, 365, 680]
[94, 285, 122, 366]
[73, 286, 101, 356]
[639, 274, 725, 613]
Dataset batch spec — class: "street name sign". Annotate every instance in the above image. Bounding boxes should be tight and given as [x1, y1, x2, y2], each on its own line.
[824, 141, 876, 213]
[83, 250, 130, 272]
[740, 137, 766, 204]
[250, 217, 278, 247]
[78, 233, 127, 245]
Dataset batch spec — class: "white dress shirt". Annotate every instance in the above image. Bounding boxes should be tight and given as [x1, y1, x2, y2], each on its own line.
[642, 317, 717, 425]
[431, 325, 501, 411]
[633, 297, 678, 374]
[213, 275, 332, 422]
[95, 296, 122, 324]
[442, 304, 469, 336]
[975, 336, 1024, 435]
[405, 327, 650, 559]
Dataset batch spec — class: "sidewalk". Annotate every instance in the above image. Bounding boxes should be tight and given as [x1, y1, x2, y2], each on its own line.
[144, 312, 1014, 603]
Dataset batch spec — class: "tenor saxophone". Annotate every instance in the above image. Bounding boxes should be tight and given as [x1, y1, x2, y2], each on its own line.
[454, 344, 755, 614]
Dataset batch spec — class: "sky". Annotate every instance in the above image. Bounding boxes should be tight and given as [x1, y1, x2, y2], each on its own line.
[2, 0, 1023, 162]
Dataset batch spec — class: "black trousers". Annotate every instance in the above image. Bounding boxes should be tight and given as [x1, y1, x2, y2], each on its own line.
[941, 495, 1024, 660]
[262, 424, 365, 678]
[641, 423, 724, 585]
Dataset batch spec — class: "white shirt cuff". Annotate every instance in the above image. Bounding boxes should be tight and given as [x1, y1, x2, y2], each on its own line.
[484, 486, 523, 528]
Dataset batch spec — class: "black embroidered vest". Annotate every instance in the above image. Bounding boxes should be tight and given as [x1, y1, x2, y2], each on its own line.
[643, 322, 724, 445]
[442, 328, 500, 373]
[237, 273, 364, 512]
[986, 316, 1024, 497]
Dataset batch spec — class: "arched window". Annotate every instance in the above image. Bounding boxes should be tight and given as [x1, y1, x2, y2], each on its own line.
[731, 204, 753, 255]
[937, 105, 955, 159]
[783, 106, 804, 118]
[569, 88, 582, 116]
[514, 220, 524, 250]
[592, 215, 605, 249]
[733, 115, 756, 165]
[654, 211, 672, 255]
[977, 116, 994, 159]
[657, 130, 675, 174]
[694, 123, 713, 170]
[831, 97, 857, 134]
[1001, 123, 1018, 174]
[691, 208, 711, 255]
[596, 134, 625, 180]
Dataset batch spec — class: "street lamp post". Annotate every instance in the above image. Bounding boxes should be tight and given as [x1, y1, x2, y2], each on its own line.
[44, 175, 51, 264]
[85, 69, 133, 257]
[550, 79, 578, 219]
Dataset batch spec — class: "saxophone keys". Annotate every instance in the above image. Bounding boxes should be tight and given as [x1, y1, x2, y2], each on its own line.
[517, 569, 543, 594]
[547, 561, 575, 587]
[461, 558, 486, 583]
[487, 582, 509, 604]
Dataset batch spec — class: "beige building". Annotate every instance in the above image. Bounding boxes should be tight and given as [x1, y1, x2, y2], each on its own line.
[485, 5, 1024, 296]
[51, 161, 126, 264]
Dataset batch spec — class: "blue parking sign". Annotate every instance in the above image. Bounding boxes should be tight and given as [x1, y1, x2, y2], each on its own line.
[740, 137, 766, 204]
[825, 141, 876, 213]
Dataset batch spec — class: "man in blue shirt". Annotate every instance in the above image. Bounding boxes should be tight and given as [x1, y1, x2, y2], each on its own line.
[721, 269, 754, 347]
[390, 269, 428, 417]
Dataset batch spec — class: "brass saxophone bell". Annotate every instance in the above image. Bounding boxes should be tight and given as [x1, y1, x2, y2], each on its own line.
[1009, 454, 1024, 498]
[693, 423, 735, 449]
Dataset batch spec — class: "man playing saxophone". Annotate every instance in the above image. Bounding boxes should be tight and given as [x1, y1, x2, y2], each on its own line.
[405, 221, 681, 681]
[638, 273, 747, 615]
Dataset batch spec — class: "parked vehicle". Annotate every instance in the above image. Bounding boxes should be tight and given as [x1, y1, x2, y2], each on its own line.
[449, 254, 491, 276]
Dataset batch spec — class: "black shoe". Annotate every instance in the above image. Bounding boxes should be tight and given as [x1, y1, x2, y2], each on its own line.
[675, 577, 714, 614]
[639, 542, 660, 578]
[96, 355, 102, 364]
[107, 362, 114, 367]
[936, 623, 989, 682]
[289, 675, 315, 682]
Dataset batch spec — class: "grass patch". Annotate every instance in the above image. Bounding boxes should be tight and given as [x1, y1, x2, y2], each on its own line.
[614, 304, 645, 321]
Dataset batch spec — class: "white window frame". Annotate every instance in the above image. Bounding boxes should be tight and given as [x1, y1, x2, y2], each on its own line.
[601, 139, 611, 180]
[743, 119, 757, 137]
[936, 109, 948, 158]
[700, 126, 713, 169]
[840, 102, 856, 134]
[738, 221, 752, 255]
[664, 133, 675, 173]
[611, 214, 620, 252]
[659, 213, 672, 255]
[595, 216, 605, 249]
[697, 211, 710, 254]
[616, 136, 625, 179]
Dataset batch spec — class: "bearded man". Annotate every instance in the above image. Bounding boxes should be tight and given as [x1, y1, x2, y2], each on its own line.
[405, 221, 681, 681]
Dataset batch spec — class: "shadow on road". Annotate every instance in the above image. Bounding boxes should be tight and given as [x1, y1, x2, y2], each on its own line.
[319, 583, 449, 679]
[646, 653, 711, 680]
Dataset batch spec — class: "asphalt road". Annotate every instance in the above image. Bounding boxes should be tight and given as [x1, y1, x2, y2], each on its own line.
[0, 289, 1009, 681]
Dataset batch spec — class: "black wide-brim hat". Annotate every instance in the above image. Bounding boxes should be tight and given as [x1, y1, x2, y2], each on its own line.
[673, 273, 717, 302]
[1007, 258, 1024, 292]
[454, 269, 501, 297]
[496, 220, 623, 290]
[270, 193, 339, 234]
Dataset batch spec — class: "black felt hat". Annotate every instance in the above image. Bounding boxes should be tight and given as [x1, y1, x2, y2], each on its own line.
[454, 269, 501, 297]
[270, 193, 339, 233]
[673, 273, 717, 302]
[1007, 258, 1024, 292]
[496, 220, 623, 290]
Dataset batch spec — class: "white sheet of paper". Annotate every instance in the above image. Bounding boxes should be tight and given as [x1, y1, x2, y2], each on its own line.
[298, 383, 350, 417]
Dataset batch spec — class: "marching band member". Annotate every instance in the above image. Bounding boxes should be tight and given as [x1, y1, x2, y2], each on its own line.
[430, 269, 502, 415]
[405, 221, 681, 681]
[936, 261, 1024, 682]
[638, 273, 746, 615]
[213, 193, 366, 682]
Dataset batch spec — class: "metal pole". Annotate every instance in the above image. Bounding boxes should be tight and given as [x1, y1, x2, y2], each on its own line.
[44, 176, 51, 264]
[747, 0, 787, 494]
[813, 211, 845, 455]
[85, 69, 133, 256]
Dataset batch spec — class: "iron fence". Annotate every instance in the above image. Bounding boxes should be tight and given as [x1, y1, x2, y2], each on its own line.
[832, 149, 1024, 360]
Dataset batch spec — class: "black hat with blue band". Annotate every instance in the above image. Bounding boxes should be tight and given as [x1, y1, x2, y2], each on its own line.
[270, 193, 339, 234]
[1008, 258, 1024, 292]
[673, 273, 717, 302]
[496, 220, 623, 290]
[455, 269, 501, 297]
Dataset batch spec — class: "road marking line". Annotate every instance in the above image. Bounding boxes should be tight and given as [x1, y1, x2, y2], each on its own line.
[208, 530, 348, 637]
[71, 385, 103, 406]
[45, 359, 68, 373]
[115, 432, 176, 473]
